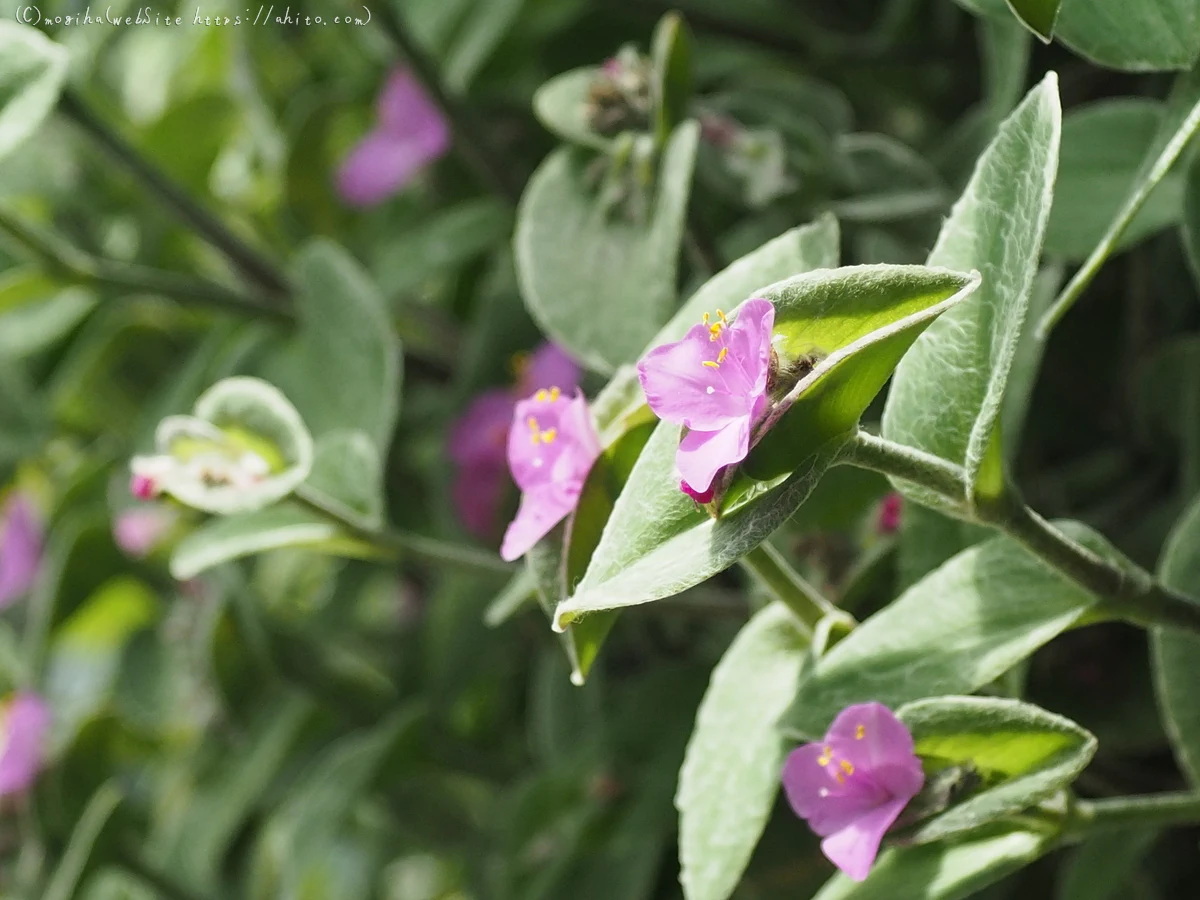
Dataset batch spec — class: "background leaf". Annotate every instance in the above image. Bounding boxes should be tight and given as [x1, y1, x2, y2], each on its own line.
[0, 23, 69, 162]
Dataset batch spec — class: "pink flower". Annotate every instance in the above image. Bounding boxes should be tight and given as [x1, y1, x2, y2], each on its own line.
[448, 344, 580, 538]
[130, 472, 160, 500]
[782, 703, 924, 882]
[500, 388, 601, 561]
[0, 494, 42, 609]
[0, 692, 50, 797]
[877, 493, 903, 535]
[637, 298, 775, 497]
[113, 506, 179, 559]
[335, 68, 451, 207]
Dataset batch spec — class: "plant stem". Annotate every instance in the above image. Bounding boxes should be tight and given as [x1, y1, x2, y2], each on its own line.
[0, 205, 287, 321]
[841, 429, 1200, 637]
[1071, 791, 1200, 836]
[57, 90, 291, 299]
[370, 2, 524, 204]
[295, 492, 514, 576]
[842, 429, 968, 506]
[739, 542, 834, 635]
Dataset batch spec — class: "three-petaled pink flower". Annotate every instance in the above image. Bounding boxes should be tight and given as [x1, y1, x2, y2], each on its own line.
[0, 494, 42, 609]
[336, 68, 451, 207]
[782, 702, 924, 882]
[0, 691, 50, 797]
[448, 344, 580, 538]
[638, 298, 775, 499]
[500, 387, 601, 561]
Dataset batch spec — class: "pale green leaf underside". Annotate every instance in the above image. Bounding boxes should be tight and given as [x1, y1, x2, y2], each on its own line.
[676, 603, 810, 900]
[0, 23, 69, 163]
[882, 74, 1061, 508]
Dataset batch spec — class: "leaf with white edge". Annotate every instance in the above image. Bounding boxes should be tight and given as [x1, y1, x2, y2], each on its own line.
[785, 522, 1124, 739]
[1004, 0, 1061, 41]
[1151, 494, 1200, 786]
[1045, 100, 1183, 261]
[298, 430, 385, 531]
[882, 74, 1061, 511]
[0, 23, 69, 163]
[269, 239, 401, 453]
[150, 377, 315, 515]
[812, 824, 1047, 900]
[1055, 0, 1200, 72]
[676, 602, 809, 900]
[896, 696, 1096, 844]
[169, 504, 365, 581]
[533, 67, 610, 150]
[555, 266, 980, 628]
[515, 122, 699, 373]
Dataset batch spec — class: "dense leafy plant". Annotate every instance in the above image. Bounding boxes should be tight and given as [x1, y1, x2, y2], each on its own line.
[2, 0, 1200, 897]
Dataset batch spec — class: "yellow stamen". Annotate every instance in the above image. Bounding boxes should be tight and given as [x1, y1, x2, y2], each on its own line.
[834, 770, 846, 785]
[715, 308, 729, 324]
[535, 389, 549, 402]
[549, 386, 561, 401]
[839, 759, 855, 776]
[855, 724, 865, 740]
[817, 746, 833, 767]
[702, 312, 710, 325]
[527, 417, 538, 431]
[717, 347, 728, 363]
[702, 360, 720, 369]
[541, 428, 557, 444]
[709, 323, 723, 341]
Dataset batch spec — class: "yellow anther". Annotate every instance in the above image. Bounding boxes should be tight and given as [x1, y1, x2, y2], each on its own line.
[535, 389, 549, 402]
[541, 428, 557, 444]
[717, 347, 728, 363]
[702, 360, 720, 369]
[549, 386, 561, 401]
[716, 308, 729, 324]
[839, 759, 855, 776]
[855, 724, 865, 740]
[702, 312, 711, 325]
[834, 770, 846, 785]
[709, 323, 723, 341]
[817, 746, 833, 767]
[527, 416, 539, 431]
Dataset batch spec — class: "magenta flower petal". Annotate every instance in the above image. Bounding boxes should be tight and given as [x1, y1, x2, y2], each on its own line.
[637, 298, 776, 497]
[518, 343, 581, 397]
[0, 494, 42, 608]
[451, 462, 508, 539]
[500, 389, 601, 561]
[0, 692, 50, 796]
[782, 702, 924, 882]
[335, 68, 450, 207]
[449, 390, 516, 468]
[114, 507, 179, 559]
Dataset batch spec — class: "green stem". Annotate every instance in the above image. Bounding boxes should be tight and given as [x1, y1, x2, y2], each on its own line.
[295, 492, 513, 576]
[369, 3, 524, 204]
[1071, 791, 1200, 836]
[841, 430, 1200, 637]
[0, 205, 287, 321]
[58, 90, 291, 299]
[739, 542, 834, 635]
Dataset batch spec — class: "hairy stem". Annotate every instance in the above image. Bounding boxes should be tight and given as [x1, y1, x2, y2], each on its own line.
[739, 542, 835, 635]
[1071, 791, 1200, 836]
[58, 90, 291, 298]
[842, 429, 1200, 637]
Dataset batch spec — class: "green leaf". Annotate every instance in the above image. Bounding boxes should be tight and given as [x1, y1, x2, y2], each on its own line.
[896, 696, 1096, 844]
[1151, 494, 1200, 786]
[43, 781, 124, 900]
[882, 75, 1061, 510]
[1055, 0, 1200, 71]
[1045, 100, 1185, 261]
[812, 824, 1047, 900]
[554, 265, 980, 628]
[786, 522, 1119, 739]
[515, 122, 699, 373]
[0, 23, 69, 163]
[1004, 0, 1061, 41]
[271, 239, 402, 454]
[484, 566, 538, 626]
[533, 67, 611, 150]
[170, 504, 361, 581]
[676, 602, 810, 900]
[829, 134, 948, 224]
[45, 577, 159, 752]
[298, 430, 385, 531]
[1057, 828, 1159, 900]
[0, 268, 96, 360]
[651, 12, 694, 144]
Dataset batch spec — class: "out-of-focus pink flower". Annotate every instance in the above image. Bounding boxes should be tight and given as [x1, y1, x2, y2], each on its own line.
[0, 494, 42, 609]
[500, 389, 601, 561]
[638, 298, 775, 498]
[782, 702, 924, 882]
[0, 692, 50, 797]
[448, 344, 581, 539]
[335, 68, 451, 207]
[877, 493, 903, 535]
[114, 506, 179, 559]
